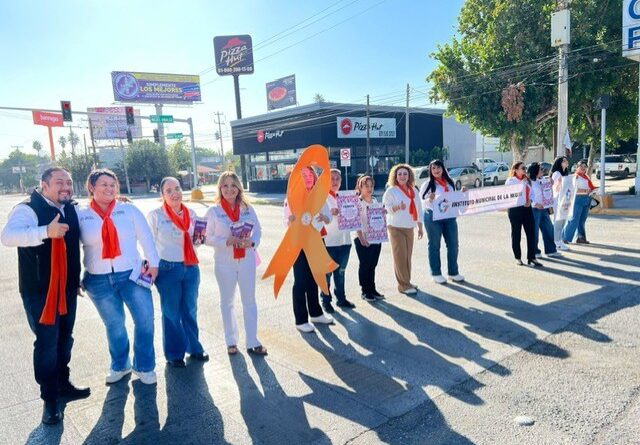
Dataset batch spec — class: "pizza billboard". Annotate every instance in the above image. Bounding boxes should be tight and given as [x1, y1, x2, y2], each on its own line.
[266, 75, 296, 110]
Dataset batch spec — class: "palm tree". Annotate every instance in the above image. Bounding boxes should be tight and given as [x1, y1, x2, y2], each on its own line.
[58, 136, 67, 151]
[68, 131, 80, 154]
[313, 93, 325, 103]
[32, 140, 43, 157]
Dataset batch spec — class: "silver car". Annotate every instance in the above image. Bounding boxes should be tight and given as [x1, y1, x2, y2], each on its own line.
[483, 163, 510, 186]
[449, 166, 483, 190]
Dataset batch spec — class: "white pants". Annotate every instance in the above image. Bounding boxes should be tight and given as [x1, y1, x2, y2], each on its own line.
[214, 252, 260, 348]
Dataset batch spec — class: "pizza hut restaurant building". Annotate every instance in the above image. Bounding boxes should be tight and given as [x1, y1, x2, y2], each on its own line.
[231, 102, 477, 193]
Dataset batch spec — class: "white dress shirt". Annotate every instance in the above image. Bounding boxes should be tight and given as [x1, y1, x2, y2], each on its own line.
[418, 180, 452, 212]
[505, 176, 530, 206]
[77, 201, 160, 274]
[356, 196, 381, 244]
[283, 199, 332, 233]
[204, 203, 262, 263]
[382, 186, 423, 228]
[530, 180, 545, 207]
[324, 193, 352, 247]
[147, 206, 198, 262]
[1, 194, 66, 247]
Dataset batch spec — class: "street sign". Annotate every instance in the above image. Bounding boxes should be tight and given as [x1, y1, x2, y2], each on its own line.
[150, 115, 174, 123]
[340, 148, 351, 167]
[11, 166, 27, 174]
[166, 133, 183, 139]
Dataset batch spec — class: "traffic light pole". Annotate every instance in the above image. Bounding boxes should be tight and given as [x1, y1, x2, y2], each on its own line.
[155, 104, 166, 149]
[233, 75, 248, 189]
[187, 118, 198, 189]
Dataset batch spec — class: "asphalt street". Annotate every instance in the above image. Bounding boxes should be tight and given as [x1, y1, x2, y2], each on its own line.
[0, 193, 638, 445]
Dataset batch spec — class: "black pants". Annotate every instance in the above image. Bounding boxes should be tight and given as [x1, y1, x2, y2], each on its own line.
[292, 251, 324, 325]
[353, 238, 382, 295]
[21, 291, 77, 401]
[508, 206, 536, 261]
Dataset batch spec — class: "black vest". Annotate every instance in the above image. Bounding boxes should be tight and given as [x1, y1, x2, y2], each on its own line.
[17, 191, 81, 295]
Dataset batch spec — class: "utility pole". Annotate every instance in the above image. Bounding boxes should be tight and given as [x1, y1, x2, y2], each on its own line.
[11, 145, 24, 193]
[405, 84, 410, 164]
[552, 0, 571, 157]
[88, 117, 98, 167]
[155, 103, 166, 150]
[214, 111, 226, 167]
[187, 118, 198, 190]
[119, 139, 131, 195]
[366, 94, 371, 174]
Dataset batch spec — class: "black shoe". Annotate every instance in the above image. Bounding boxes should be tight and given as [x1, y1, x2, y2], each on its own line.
[361, 293, 377, 302]
[372, 290, 385, 300]
[528, 259, 544, 268]
[336, 299, 356, 309]
[58, 382, 91, 401]
[166, 359, 186, 368]
[42, 400, 62, 425]
[189, 352, 209, 362]
[322, 302, 335, 314]
[515, 259, 524, 266]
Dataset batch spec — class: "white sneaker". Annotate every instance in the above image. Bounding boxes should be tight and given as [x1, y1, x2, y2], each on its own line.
[105, 367, 132, 384]
[449, 274, 465, 282]
[535, 253, 542, 259]
[309, 313, 334, 324]
[134, 370, 157, 385]
[559, 242, 571, 251]
[547, 252, 562, 258]
[402, 287, 417, 295]
[432, 275, 447, 284]
[296, 322, 316, 333]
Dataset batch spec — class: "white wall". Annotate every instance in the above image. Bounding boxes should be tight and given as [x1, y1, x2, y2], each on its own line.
[442, 117, 477, 167]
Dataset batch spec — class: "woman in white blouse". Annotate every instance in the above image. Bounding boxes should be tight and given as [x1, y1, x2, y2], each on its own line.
[204, 171, 267, 356]
[382, 164, 424, 295]
[562, 160, 597, 244]
[147, 177, 208, 368]
[549, 156, 570, 251]
[527, 163, 560, 258]
[78, 169, 160, 385]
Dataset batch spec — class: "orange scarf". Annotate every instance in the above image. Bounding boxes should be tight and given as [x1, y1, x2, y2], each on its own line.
[220, 199, 245, 259]
[91, 199, 122, 259]
[435, 178, 450, 192]
[329, 190, 337, 198]
[40, 232, 68, 325]
[577, 173, 596, 191]
[516, 174, 531, 201]
[398, 185, 418, 221]
[163, 202, 198, 266]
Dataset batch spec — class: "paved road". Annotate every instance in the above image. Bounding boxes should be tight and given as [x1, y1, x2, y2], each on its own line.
[0, 194, 638, 445]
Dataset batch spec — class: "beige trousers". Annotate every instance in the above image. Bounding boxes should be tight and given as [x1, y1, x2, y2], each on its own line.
[388, 226, 414, 292]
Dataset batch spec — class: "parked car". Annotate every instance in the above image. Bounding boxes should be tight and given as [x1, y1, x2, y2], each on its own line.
[413, 166, 430, 188]
[475, 158, 496, 167]
[594, 155, 638, 179]
[630, 154, 637, 163]
[449, 166, 483, 190]
[483, 163, 510, 185]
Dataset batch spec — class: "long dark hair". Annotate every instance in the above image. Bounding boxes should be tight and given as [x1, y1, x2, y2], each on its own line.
[527, 162, 540, 182]
[550, 156, 569, 177]
[421, 159, 455, 199]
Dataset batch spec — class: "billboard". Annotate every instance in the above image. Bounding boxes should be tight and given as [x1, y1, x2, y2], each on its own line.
[266, 75, 296, 110]
[111, 71, 202, 103]
[337, 117, 397, 138]
[32, 111, 64, 127]
[88, 107, 143, 140]
[213, 35, 254, 76]
[623, 0, 640, 61]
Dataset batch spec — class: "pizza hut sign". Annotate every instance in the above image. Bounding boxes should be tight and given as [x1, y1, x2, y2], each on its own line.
[337, 116, 397, 138]
[257, 129, 284, 143]
[213, 35, 255, 76]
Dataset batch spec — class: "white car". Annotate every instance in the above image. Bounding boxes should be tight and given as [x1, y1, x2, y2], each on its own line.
[413, 166, 430, 188]
[476, 158, 496, 167]
[483, 163, 510, 185]
[594, 155, 638, 179]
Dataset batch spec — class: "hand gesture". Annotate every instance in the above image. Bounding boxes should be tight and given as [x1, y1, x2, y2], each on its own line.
[331, 207, 339, 216]
[428, 192, 435, 203]
[399, 201, 407, 211]
[315, 213, 329, 224]
[288, 214, 296, 224]
[47, 214, 69, 239]
[227, 236, 241, 247]
[417, 225, 424, 240]
[147, 266, 158, 282]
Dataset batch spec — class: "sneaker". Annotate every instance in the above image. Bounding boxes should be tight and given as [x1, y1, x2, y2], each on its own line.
[557, 242, 570, 251]
[296, 322, 316, 333]
[362, 293, 377, 302]
[105, 367, 132, 384]
[576, 237, 589, 244]
[309, 313, 334, 324]
[134, 370, 157, 385]
[515, 259, 524, 266]
[449, 274, 465, 282]
[546, 252, 562, 258]
[527, 259, 544, 268]
[336, 299, 356, 309]
[402, 288, 417, 295]
[372, 290, 385, 299]
[432, 275, 447, 284]
[322, 302, 335, 314]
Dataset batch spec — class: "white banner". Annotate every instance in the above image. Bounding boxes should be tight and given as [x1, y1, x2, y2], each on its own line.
[555, 175, 576, 221]
[431, 184, 526, 221]
[337, 116, 396, 138]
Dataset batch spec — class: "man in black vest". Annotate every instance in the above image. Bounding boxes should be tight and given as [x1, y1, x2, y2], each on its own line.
[1, 167, 90, 425]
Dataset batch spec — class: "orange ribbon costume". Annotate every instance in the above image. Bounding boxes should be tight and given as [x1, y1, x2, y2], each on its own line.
[262, 145, 339, 298]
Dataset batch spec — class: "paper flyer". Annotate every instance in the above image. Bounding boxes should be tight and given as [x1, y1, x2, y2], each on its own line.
[337, 190, 362, 231]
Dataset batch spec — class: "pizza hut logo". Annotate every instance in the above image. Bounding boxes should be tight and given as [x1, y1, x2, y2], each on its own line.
[340, 118, 353, 135]
[257, 130, 265, 143]
[257, 129, 283, 143]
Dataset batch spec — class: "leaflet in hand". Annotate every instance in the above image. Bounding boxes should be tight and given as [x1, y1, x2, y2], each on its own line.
[539, 178, 554, 209]
[230, 221, 254, 238]
[337, 190, 362, 231]
[366, 204, 388, 243]
[193, 219, 207, 245]
[129, 260, 153, 289]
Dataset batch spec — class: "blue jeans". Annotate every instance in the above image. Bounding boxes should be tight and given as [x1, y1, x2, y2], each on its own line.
[423, 211, 459, 276]
[83, 270, 155, 373]
[321, 244, 351, 304]
[532, 208, 557, 254]
[562, 195, 591, 242]
[155, 260, 204, 360]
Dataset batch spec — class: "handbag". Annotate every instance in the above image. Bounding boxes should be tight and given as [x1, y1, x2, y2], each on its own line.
[589, 197, 600, 210]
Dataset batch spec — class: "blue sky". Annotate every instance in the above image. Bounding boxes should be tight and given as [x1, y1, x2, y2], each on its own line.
[0, 0, 465, 159]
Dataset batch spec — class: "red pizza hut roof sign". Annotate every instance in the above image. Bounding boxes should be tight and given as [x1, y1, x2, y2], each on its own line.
[213, 35, 255, 76]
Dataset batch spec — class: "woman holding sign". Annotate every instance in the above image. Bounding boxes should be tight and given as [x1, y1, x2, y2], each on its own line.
[419, 160, 464, 284]
[505, 162, 542, 267]
[562, 160, 596, 245]
[147, 177, 208, 367]
[550, 156, 571, 251]
[527, 164, 560, 258]
[383, 164, 424, 294]
[204, 172, 267, 356]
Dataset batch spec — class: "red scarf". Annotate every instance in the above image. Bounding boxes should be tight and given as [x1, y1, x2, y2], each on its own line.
[435, 178, 450, 192]
[398, 185, 418, 221]
[577, 172, 596, 191]
[91, 199, 122, 259]
[40, 229, 68, 325]
[163, 202, 198, 266]
[516, 174, 531, 201]
[220, 199, 245, 259]
[329, 190, 337, 198]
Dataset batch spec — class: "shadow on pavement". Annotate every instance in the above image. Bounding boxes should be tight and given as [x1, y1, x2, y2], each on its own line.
[26, 418, 64, 445]
[83, 376, 131, 444]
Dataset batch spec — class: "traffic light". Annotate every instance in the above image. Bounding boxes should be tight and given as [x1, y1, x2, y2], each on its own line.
[153, 129, 160, 143]
[61, 101, 72, 122]
[126, 129, 133, 144]
[125, 106, 135, 125]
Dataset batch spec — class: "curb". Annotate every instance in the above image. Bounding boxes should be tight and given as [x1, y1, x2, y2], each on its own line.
[590, 208, 640, 217]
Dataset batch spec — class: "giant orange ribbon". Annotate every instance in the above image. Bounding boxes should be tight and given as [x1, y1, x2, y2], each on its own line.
[262, 144, 339, 298]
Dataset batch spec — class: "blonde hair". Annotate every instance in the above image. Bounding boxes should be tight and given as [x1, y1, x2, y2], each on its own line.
[387, 163, 415, 188]
[355, 175, 374, 195]
[214, 171, 250, 208]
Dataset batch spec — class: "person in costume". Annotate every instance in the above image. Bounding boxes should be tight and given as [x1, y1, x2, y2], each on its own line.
[382, 164, 424, 295]
[419, 159, 464, 284]
[148, 177, 208, 367]
[204, 171, 267, 356]
[1, 167, 90, 425]
[78, 169, 160, 385]
[562, 160, 597, 244]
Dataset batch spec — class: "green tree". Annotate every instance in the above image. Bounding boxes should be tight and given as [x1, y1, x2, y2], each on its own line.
[57, 152, 93, 196]
[126, 140, 172, 190]
[313, 93, 325, 103]
[168, 140, 192, 173]
[32, 140, 43, 158]
[68, 131, 80, 154]
[0, 149, 40, 191]
[58, 136, 67, 152]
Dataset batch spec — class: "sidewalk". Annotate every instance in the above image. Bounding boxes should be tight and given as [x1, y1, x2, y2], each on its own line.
[591, 194, 640, 217]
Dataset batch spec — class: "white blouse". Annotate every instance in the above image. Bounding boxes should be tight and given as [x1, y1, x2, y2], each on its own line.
[147, 206, 198, 263]
[323, 194, 351, 247]
[382, 186, 423, 229]
[204, 203, 261, 264]
[356, 196, 382, 244]
[418, 180, 453, 212]
[505, 176, 531, 206]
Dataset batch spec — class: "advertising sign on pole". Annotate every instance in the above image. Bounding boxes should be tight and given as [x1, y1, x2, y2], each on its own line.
[88, 107, 143, 140]
[337, 117, 397, 139]
[340, 148, 351, 167]
[213, 35, 255, 76]
[266, 75, 296, 110]
[32, 111, 64, 127]
[111, 71, 202, 103]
